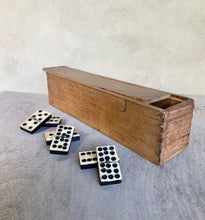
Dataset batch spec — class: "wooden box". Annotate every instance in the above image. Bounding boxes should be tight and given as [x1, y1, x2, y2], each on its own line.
[43, 66, 194, 165]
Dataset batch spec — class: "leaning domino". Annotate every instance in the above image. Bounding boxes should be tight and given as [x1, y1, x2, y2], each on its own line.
[20, 109, 51, 134]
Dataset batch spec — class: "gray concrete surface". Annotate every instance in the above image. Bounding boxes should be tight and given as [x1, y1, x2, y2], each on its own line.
[0, 91, 205, 220]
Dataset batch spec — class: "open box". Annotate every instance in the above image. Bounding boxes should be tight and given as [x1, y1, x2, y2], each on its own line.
[150, 95, 188, 109]
[43, 66, 194, 165]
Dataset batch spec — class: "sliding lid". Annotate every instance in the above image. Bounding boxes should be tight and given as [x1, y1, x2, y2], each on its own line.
[43, 66, 170, 104]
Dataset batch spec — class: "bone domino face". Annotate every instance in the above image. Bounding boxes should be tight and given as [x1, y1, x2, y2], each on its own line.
[78, 150, 97, 169]
[20, 109, 52, 133]
[45, 128, 80, 145]
[43, 116, 62, 127]
[49, 125, 75, 155]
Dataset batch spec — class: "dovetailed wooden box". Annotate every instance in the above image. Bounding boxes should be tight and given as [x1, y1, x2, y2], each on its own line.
[43, 66, 194, 165]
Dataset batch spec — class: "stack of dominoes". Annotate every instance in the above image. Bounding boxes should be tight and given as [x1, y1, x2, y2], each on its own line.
[78, 145, 122, 186]
[19, 109, 80, 155]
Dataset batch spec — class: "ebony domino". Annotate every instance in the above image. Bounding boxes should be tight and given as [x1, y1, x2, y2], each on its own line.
[20, 109, 52, 134]
[78, 150, 97, 169]
[98, 161, 122, 185]
[49, 125, 75, 155]
[45, 128, 80, 145]
[43, 116, 62, 127]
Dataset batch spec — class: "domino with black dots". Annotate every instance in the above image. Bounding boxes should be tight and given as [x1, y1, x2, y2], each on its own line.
[49, 125, 75, 155]
[97, 161, 122, 185]
[20, 109, 52, 134]
[96, 145, 122, 185]
[44, 128, 80, 145]
[43, 116, 62, 127]
[78, 150, 97, 169]
[96, 145, 119, 163]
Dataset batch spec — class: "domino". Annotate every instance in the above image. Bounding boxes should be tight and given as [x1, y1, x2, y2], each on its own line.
[96, 145, 119, 163]
[78, 150, 97, 169]
[96, 145, 122, 185]
[43, 116, 62, 127]
[20, 109, 52, 134]
[98, 161, 122, 185]
[49, 125, 75, 155]
[44, 128, 80, 145]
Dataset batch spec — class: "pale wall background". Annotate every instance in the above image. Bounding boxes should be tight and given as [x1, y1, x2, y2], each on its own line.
[0, 0, 205, 95]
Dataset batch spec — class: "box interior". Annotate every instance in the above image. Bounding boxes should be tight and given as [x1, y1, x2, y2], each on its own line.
[149, 95, 188, 109]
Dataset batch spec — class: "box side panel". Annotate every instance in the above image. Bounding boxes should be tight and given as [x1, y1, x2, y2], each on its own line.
[46, 73, 164, 165]
[160, 99, 194, 164]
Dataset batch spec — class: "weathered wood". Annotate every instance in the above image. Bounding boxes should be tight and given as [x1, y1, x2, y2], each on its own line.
[44, 66, 170, 104]
[160, 99, 194, 164]
[43, 66, 194, 165]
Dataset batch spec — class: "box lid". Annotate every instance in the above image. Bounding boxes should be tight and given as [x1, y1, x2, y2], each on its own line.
[43, 66, 170, 104]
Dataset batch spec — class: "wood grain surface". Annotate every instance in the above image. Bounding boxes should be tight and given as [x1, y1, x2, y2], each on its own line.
[43, 66, 170, 104]
[0, 91, 204, 220]
[44, 67, 194, 165]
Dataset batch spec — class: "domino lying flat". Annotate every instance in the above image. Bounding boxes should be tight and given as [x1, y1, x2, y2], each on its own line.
[50, 125, 75, 155]
[78, 150, 97, 169]
[97, 161, 122, 186]
[43, 116, 62, 127]
[20, 109, 52, 134]
[96, 145, 122, 186]
[78, 145, 122, 185]
[44, 128, 80, 145]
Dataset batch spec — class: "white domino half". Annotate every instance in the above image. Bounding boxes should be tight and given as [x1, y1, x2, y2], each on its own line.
[98, 161, 122, 185]
[44, 130, 55, 145]
[45, 128, 80, 145]
[96, 145, 119, 163]
[43, 116, 62, 127]
[20, 109, 51, 133]
[49, 125, 75, 154]
[72, 128, 80, 141]
[78, 150, 97, 169]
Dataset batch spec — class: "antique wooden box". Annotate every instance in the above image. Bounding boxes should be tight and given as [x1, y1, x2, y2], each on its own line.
[43, 66, 194, 165]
